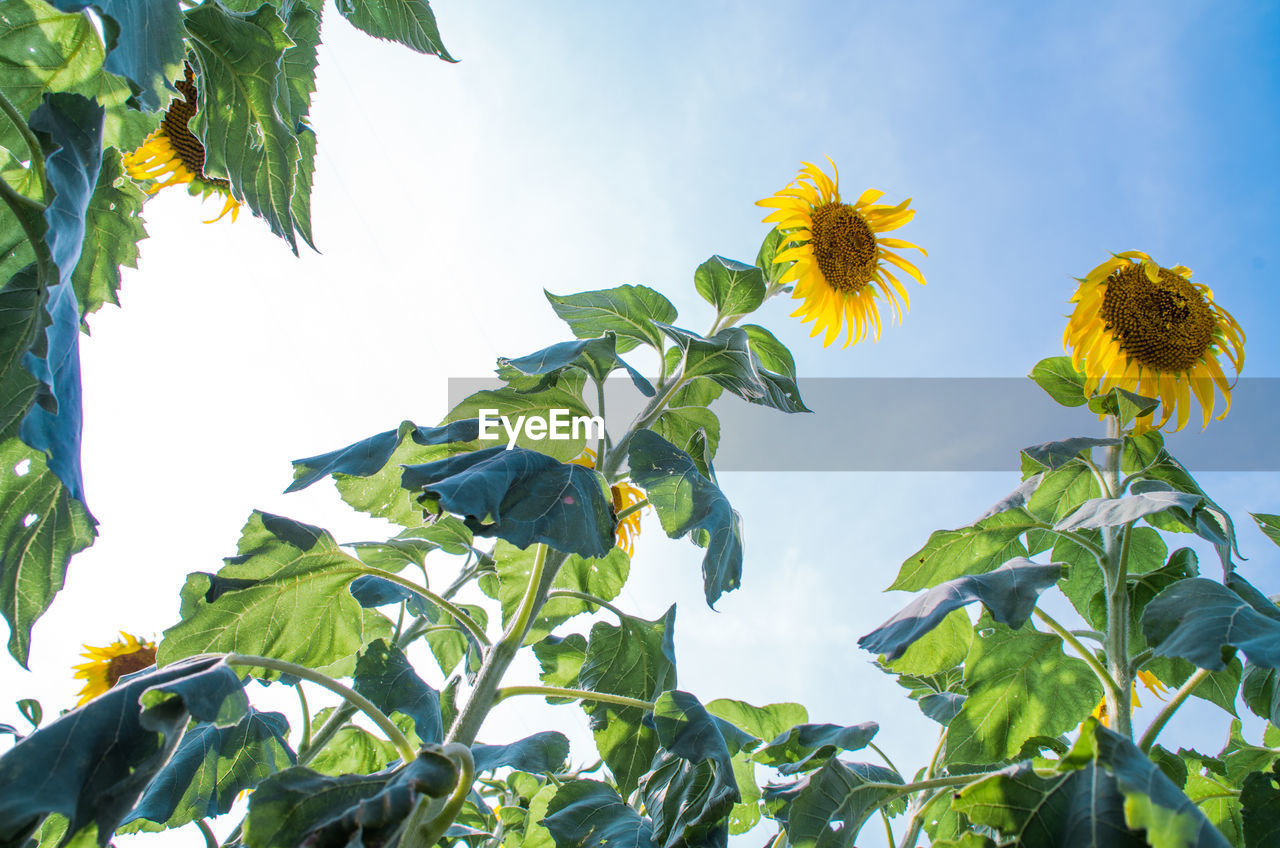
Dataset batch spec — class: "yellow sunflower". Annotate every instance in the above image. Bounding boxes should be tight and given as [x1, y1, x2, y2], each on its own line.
[1090, 669, 1169, 727]
[72, 632, 157, 706]
[123, 64, 242, 223]
[1064, 252, 1244, 431]
[571, 449, 648, 557]
[756, 158, 927, 348]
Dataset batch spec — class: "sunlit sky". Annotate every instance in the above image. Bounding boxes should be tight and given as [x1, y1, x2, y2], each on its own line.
[3, 3, 1279, 847]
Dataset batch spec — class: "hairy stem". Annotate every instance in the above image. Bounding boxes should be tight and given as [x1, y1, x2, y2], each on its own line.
[350, 566, 490, 646]
[195, 820, 219, 848]
[295, 683, 312, 755]
[0, 87, 45, 194]
[1138, 667, 1212, 753]
[400, 743, 476, 848]
[1100, 416, 1134, 738]
[493, 685, 655, 712]
[447, 547, 567, 746]
[224, 654, 416, 764]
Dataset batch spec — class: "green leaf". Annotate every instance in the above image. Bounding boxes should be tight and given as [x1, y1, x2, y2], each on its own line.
[1025, 462, 1100, 552]
[1243, 662, 1280, 726]
[500, 334, 654, 397]
[754, 722, 878, 775]
[578, 606, 677, 795]
[946, 620, 1101, 765]
[446, 386, 593, 461]
[1029, 356, 1089, 407]
[704, 699, 809, 744]
[243, 753, 459, 848]
[70, 149, 146, 326]
[651, 379, 722, 478]
[1251, 513, 1280, 549]
[157, 512, 392, 678]
[354, 639, 443, 744]
[755, 226, 787, 283]
[545, 284, 677, 353]
[660, 324, 810, 414]
[0, 657, 247, 848]
[1181, 753, 1244, 847]
[640, 691, 740, 848]
[1021, 437, 1119, 472]
[0, 439, 95, 665]
[1142, 577, 1280, 671]
[1088, 387, 1159, 428]
[55, 0, 187, 112]
[424, 602, 488, 678]
[185, 2, 305, 250]
[889, 508, 1035, 592]
[627, 429, 743, 607]
[1220, 719, 1278, 786]
[727, 753, 761, 835]
[1241, 764, 1280, 848]
[880, 608, 973, 676]
[1056, 485, 1204, 532]
[694, 255, 765, 319]
[123, 709, 295, 829]
[860, 558, 1063, 661]
[348, 517, 474, 573]
[762, 758, 903, 848]
[288, 419, 481, 494]
[473, 731, 569, 774]
[304, 720, 396, 776]
[542, 780, 655, 848]
[337, 0, 454, 60]
[278, 0, 321, 249]
[401, 447, 616, 559]
[1092, 724, 1234, 848]
[956, 762, 1144, 847]
[0, 0, 154, 154]
[532, 634, 587, 699]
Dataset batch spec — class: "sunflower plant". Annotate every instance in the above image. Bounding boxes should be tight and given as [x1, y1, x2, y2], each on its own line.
[1, 3, 1279, 848]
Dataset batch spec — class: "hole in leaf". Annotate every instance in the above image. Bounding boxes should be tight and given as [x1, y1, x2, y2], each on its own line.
[22, 514, 37, 527]
[14, 459, 29, 476]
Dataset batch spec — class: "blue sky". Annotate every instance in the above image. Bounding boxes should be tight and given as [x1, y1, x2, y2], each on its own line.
[2, 3, 1278, 846]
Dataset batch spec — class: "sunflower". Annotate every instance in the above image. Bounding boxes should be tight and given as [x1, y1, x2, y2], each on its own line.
[72, 632, 157, 706]
[122, 63, 242, 223]
[571, 449, 648, 557]
[1090, 669, 1169, 727]
[1064, 252, 1244, 431]
[756, 158, 926, 348]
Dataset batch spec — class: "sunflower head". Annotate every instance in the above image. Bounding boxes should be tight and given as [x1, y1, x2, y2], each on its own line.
[1064, 252, 1245, 431]
[571, 449, 648, 557]
[73, 632, 157, 706]
[122, 63, 242, 224]
[756, 158, 927, 348]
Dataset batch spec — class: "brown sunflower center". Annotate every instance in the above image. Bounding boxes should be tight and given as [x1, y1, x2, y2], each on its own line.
[808, 202, 880, 293]
[162, 64, 229, 189]
[105, 644, 157, 688]
[1099, 263, 1215, 372]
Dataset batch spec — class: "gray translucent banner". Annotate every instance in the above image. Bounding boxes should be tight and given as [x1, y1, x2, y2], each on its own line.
[448, 378, 1280, 472]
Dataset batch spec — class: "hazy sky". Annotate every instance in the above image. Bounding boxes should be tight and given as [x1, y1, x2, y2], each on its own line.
[2, 3, 1278, 847]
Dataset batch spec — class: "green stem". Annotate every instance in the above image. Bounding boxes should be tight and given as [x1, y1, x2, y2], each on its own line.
[1129, 648, 1155, 677]
[0, 87, 45, 194]
[224, 654, 416, 764]
[545, 589, 626, 619]
[899, 788, 949, 848]
[594, 378, 610, 468]
[350, 566, 490, 646]
[448, 547, 567, 746]
[879, 808, 895, 847]
[493, 685, 656, 712]
[1033, 608, 1121, 699]
[195, 820, 219, 848]
[868, 742, 901, 776]
[863, 773, 987, 798]
[1138, 667, 1212, 753]
[295, 683, 312, 755]
[1072, 629, 1107, 645]
[615, 498, 649, 523]
[1100, 415, 1134, 739]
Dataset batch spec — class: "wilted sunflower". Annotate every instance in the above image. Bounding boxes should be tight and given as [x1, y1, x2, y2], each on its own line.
[123, 64, 241, 223]
[1090, 669, 1169, 727]
[757, 158, 926, 348]
[1064, 252, 1244, 430]
[73, 632, 157, 706]
[571, 449, 648, 557]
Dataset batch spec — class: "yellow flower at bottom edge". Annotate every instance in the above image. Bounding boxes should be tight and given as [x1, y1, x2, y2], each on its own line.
[1090, 669, 1170, 727]
[756, 158, 927, 348]
[571, 449, 649, 557]
[122, 63, 242, 224]
[1063, 251, 1244, 431]
[73, 632, 157, 706]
